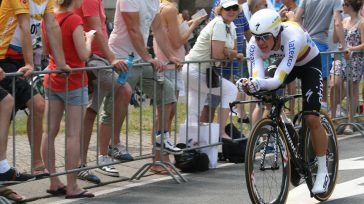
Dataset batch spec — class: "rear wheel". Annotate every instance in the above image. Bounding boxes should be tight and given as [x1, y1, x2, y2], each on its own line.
[297, 110, 339, 201]
[245, 118, 290, 204]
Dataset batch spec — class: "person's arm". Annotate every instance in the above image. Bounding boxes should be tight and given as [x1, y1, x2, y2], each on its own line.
[0, 68, 5, 81]
[333, 11, 346, 49]
[17, 13, 33, 78]
[294, 7, 304, 24]
[43, 13, 70, 72]
[162, 5, 205, 49]
[151, 14, 182, 69]
[244, 30, 252, 42]
[211, 22, 244, 60]
[236, 40, 265, 93]
[86, 16, 127, 72]
[122, 11, 166, 71]
[122, 12, 152, 62]
[73, 25, 94, 61]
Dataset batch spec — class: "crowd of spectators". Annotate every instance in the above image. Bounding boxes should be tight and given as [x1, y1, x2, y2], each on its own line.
[0, 0, 363, 202]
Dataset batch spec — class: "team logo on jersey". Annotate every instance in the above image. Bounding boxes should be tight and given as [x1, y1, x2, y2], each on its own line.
[305, 89, 313, 103]
[20, 0, 27, 4]
[287, 40, 295, 67]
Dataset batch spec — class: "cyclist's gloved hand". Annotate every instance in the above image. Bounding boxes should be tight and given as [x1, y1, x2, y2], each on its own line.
[236, 78, 248, 93]
[246, 77, 261, 93]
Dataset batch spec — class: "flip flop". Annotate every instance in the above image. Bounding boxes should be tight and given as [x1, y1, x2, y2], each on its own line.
[0, 188, 23, 202]
[65, 190, 94, 199]
[46, 186, 66, 196]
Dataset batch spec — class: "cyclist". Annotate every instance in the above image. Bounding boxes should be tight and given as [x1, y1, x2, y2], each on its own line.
[236, 9, 329, 194]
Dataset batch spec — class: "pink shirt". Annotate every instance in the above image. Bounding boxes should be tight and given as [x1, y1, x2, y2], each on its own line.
[361, 5, 364, 17]
[74, 0, 108, 58]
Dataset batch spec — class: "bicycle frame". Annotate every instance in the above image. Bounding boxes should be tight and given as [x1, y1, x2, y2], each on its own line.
[230, 91, 310, 176]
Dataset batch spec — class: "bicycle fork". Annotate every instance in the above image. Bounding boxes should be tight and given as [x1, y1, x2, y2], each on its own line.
[259, 129, 280, 171]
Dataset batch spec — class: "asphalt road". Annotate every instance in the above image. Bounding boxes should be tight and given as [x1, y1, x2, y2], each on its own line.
[58, 134, 364, 204]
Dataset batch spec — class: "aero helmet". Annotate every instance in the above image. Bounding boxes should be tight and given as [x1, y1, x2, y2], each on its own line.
[249, 9, 282, 37]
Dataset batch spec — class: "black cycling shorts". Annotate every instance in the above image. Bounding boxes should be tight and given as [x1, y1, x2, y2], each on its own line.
[284, 54, 323, 116]
[0, 58, 38, 111]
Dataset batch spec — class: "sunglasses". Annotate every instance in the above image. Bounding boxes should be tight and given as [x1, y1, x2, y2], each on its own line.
[254, 33, 273, 42]
[342, 3, 349, 7]
[223, 5, 240, 11]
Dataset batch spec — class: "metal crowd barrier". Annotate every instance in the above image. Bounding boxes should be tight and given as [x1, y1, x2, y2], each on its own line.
[1, 51, 363, 200]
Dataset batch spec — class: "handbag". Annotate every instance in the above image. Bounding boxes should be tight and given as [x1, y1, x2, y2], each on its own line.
[206, 21, 221, 88]
[206, 66, 220, 88]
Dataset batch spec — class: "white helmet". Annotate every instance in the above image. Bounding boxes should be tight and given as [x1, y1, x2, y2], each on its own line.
[249, 9, 282, 37]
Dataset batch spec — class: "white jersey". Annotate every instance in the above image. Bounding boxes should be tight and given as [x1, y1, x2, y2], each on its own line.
[249, 21, 320, 90]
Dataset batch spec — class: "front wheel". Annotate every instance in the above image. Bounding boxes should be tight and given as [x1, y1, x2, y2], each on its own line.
[245, 118, 290, 204]
[301, 110, 339, 201]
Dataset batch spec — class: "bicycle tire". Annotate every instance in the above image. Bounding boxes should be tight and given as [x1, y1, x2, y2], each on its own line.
[245, 118, 290, 204]
[298, 110, 339, 201]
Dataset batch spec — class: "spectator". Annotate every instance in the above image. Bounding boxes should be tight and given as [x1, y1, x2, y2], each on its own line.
[108, 0, 183, 173]
[182, 0, 243, 141]
[200, 0, 251, 125]
[74, 0, 132, 182]
[294, 0, 346, 111]
[152, 0, 206, 172]
[330, 0, 363, 134]
[0, 68, 34, 202]
[41, 0, 94, 198]
[0, 0, 68, 178]
[242, 0, 273, 21]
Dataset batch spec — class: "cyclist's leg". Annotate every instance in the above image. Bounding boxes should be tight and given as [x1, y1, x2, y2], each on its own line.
[299, 54, 329, 194]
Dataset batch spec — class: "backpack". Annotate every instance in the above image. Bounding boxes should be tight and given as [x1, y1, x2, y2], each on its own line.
[174, 143, 209, 173]
[219, 123, 247, 163]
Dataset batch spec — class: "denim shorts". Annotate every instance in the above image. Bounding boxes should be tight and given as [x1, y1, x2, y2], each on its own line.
[45, 87, 88, 106]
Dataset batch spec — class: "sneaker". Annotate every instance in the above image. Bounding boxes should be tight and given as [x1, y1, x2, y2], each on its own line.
[343, 126, 354, 135]
[96, 156, 119, 177]
[312, 172, 330, 194]
[155, 132, 183, 155]
[108, 144, 134, 161]
[77, 165, 101, 184]
[0, 168, 35, 184]
[336, 105, 346, 118]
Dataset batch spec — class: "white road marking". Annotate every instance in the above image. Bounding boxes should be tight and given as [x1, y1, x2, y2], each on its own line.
[339, 156, 364, 170]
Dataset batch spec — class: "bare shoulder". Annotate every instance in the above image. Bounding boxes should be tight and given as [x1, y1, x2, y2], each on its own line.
[161, 4, 178, 17]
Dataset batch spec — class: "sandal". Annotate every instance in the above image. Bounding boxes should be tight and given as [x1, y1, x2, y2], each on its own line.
[65, 190, 94, 199]
[0, 188, 23, 202]
[150, 166, 168, 175]
[33, 165, 50, 178]
[46, 186, 67, 196]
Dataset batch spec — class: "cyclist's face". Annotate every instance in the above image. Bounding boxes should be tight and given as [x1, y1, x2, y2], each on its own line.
[254, 34, 274, 53]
